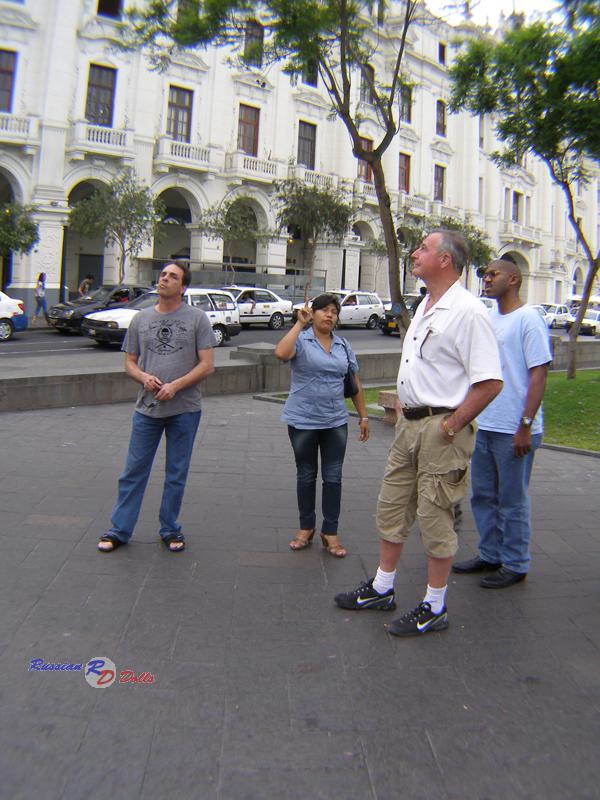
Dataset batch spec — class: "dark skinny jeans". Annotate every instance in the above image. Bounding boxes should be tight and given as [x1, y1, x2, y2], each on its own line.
[287, 424, 348, 535]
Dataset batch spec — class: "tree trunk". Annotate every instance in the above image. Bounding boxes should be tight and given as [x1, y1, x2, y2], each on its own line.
[371, 158, 411, 331]
[303, 239, 316, 303]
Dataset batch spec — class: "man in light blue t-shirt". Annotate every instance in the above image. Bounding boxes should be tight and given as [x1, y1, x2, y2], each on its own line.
[453, 259, 552, 588]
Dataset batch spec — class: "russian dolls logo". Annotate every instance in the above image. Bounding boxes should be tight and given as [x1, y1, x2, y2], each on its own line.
[85, 657, 117, 688]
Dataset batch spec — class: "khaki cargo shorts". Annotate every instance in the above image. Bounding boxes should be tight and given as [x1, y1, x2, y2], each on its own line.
[376, 414, 476, 558]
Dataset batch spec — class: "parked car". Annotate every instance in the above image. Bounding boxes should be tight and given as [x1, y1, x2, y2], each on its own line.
[225, 286, 292, 329]
[379, 294, 421, 335]
[479, 297, 496, 311]
[567, 309, 600, 336]
[48, 285, 150, 334]
[0, 290, 28, 341]
[531, 304, 549, 322]
[541, 303, 574, 329]
[293, 290, 384, 329]
[81, 288, 241, 347]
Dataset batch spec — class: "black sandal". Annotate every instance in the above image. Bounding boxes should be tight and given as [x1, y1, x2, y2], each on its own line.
[97, 534, 125, 553]
[162, 533, 186, 552]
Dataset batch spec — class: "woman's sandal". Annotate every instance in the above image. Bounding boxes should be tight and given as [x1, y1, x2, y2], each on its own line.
[320, 533, 347, 558]
[289, 528, 316, 550]
[97, 534, 125, 553]
[162, 533, 186, 552]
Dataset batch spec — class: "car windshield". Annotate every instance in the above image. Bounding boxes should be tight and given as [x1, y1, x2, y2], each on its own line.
[584, 311, 599, 321]
[76, 287, 112, 304]
[209, 292, 236, 310]
[128, 293, 158, 309]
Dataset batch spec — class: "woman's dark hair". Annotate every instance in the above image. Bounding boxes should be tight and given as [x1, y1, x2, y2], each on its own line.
[311, 293, 341, 315]
[37, 272, 45, 282]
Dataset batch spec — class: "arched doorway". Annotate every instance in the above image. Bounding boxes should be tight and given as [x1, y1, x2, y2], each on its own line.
[153, 188, 192, 283]
[497, 249, 530, 300]
[64, 180, 107, 299]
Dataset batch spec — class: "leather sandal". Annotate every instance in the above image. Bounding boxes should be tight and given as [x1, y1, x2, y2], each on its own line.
[320, 533, 347, 558]
[97, 534, 125, 553]
[289, 528, 316, 550]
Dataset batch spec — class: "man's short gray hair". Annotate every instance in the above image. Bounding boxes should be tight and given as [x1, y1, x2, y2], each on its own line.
[430, 229, 470, 275]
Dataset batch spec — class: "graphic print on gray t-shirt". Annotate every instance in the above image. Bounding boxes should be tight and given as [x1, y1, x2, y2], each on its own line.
[123, 302, 216, 417]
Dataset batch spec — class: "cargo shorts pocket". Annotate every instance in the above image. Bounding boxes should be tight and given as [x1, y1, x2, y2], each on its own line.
[422, 467, 468, 511]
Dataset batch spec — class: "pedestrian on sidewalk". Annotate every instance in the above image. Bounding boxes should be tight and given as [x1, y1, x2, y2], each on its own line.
[274, 293, 370, 558]
[335, 230, 503, 635]
[453, 259, 551, 588]
[32, 272, 50, 325]
[98, 262, 215, 553]
[78, 274, 94, 296]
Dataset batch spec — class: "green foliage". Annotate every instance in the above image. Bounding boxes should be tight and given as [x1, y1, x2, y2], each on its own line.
[0, 202, 39, 257]
[448, 8, 599, 373]
[196, 196, 274, 264]
[274, 179, 353, 244]
[69, 169, 165, 283]
[396, 210, 493, 273]
[275, 178, 353, 297]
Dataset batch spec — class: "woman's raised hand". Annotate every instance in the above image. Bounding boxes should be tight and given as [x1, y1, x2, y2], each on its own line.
[297, 305, 312, 327]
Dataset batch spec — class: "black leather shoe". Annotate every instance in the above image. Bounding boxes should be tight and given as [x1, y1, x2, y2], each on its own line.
[452, 556, 502, 574]
[480, 568, 527, 589]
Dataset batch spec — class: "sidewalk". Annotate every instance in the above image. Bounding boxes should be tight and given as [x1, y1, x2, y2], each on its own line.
[1, 396, 599, 799]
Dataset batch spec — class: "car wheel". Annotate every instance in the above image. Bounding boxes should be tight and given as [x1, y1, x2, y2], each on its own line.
[366, 314, 379, 330]
[550, 319, 557, 329]
[0, 318, 14, 341]
[95, 340, 112, 348]
[269, 312, 285, 330]
[241, 323, 250, 329]
[212, 325, 226, 347]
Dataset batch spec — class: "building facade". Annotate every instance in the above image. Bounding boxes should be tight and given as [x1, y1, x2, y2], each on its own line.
[1, 0, 598, 310]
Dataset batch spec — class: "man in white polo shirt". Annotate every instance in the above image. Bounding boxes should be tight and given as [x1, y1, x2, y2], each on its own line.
[335, 230, 503, 635]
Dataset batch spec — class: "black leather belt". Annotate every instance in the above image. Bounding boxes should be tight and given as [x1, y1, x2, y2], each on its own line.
[402, 406, 454, 420]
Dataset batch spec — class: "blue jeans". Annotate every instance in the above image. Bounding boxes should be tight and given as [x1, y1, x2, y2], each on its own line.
[109, 410, 201, 543]
[34, 296, 48, 320]
[287, 424, 348, 534]
[471, 429, 542, 574]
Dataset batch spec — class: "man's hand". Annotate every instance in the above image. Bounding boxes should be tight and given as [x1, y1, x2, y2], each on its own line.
[142, 373, 162, 394]
[513, 426, 532, 458]
[154, 381, 178, 401]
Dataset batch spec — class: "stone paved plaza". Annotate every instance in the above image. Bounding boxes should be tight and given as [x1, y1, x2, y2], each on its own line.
[1, 396, 599, 799]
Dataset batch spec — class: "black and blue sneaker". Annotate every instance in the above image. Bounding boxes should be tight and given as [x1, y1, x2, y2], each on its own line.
[334, 578, 396, 611]
[386, 601, 448, 637]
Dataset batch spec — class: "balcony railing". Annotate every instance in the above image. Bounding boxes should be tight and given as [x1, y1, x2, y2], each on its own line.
[288, 165, 338, 189]
[0, 112, 39, 151]
[353, 178, 379, 207]
[67, 121, 134, 161]
[499, 220, 543, 245]
[154, 136, 215, 174]
[224, 150, 280, 182]
[398, 193, 428, 215]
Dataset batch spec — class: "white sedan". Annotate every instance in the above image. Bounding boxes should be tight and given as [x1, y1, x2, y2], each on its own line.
[0, 290, 28, 341]
[541, 304, 574, 329]
[227, 287, 292, 329]
[81, 288, 241, 347]
[293, 290, 385, 329]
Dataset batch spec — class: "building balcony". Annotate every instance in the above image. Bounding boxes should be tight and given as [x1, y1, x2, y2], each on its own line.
[498, 220, 543, 247]
[353, 178, 379, 208]
[66, 121, 135, 163]
[287, 164, 338, 190]
[398, 193, 428, 216]
[0, 112, 39, 154]
[154, 136, 218, 176]
[224, 150, 280, 184]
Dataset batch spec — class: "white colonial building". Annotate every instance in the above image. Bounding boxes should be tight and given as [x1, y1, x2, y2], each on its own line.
[1, 0, 598, 310]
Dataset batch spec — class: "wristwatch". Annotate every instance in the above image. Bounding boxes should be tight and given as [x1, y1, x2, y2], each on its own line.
[442, 418, 456, 438]
[520, 416, 533, 428]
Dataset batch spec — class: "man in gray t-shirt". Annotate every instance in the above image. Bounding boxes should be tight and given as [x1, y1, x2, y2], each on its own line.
[98, 263, 215, 554]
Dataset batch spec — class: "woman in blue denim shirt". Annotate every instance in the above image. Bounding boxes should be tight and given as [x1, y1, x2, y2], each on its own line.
[274, 294, 369, 557]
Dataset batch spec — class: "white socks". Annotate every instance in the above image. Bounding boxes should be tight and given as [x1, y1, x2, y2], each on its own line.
[373, 567, 396, 595]
[424, 584, 447, 614]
